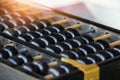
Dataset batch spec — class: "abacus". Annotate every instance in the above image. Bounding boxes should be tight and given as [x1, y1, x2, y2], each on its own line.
[0, 0, 120, 80]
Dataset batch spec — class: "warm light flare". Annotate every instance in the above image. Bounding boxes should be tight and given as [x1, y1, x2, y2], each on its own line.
[27, 0, 82, 7]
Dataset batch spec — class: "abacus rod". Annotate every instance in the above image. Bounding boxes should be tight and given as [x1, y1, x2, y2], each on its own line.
[39, 14, 55, 20]
[109, 40, 120, 47]
[48, 61, 58, 67]
[52, 18, 68, 25]
[93, 34, 111, 41]
[14, 6, 30, 12]
[65, 23, 81, 30]
[33, 55, 42, 60]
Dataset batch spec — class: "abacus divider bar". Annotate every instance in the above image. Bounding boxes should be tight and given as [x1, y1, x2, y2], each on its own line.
[52, 18, 68, 25]
[14, 6, 30, 12]
[65, 23, 81, 30]
[33, 55, 42, 60]
[109, 40, 120, 47]
[48, 61, 58, 67]
[39, 14, 55, 20]
[93, 34, 111, 41]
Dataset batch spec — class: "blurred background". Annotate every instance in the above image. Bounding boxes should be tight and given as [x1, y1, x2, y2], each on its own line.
[30, 0, 120, 30]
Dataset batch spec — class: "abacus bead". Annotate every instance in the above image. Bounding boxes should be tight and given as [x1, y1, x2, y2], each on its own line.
[96, 40, 110, 49]
[31, 39, 46, 48]
[96, 51, 112, 60]
[21, 63, 39, 73]
[77, 57, 93, 64]
[60, 50, 77, 59]
[45, 45, 61, 53]
[0, 49, 10, 59]
[4, 29, 19, 37]
[17, 53, 33, 63]
[18, 34, 32, 42]
[44, 27, 57, 34]
[72, 37, 86, 46]
[8, 57, 24, 66]
[105, 49, 120, 57]
[86, 43, 103, 53]
[113, 45, 120, 53]
[78, 46, 94, 55]
[52, 24, 64, 32]
[26, 31, 41, 40]
[60, 63, 77, 73]
[81, 35, 94, 44]
[48, 66, 67, 77]
[64, 40, 80, 48]
[55, 42, 70, 52]
[36, 29, 49, 36]
[49, 33, 64, 43]
[4, 46, 18, 57]
[33, 61, 49, 75]
[41, 36, 55, 45]
[66, 28, 80, 37]
[38, 19, 51, 28]
[87, 54, 102, 63]
[59, 31, 73, 39]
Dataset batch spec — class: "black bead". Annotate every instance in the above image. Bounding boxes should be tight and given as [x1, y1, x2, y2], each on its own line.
[4, 29, 19, 37]
[72, 37, 86, 46]
[60, 63, 77, 73]
[0, 49, 10, 59]
[60, 50, 77, 59]
[4, 46, 18, 57]
[17, 53, 33, 63]
[8, 57, 24, 66]
[45, 45, 61, 53]
[44, 27, 58, 34]
[66, 28, 80, 37]
[49, 33, 64, 43]
[41, 36, 55, 45]
[58, 31, 73, 40]
[31, 39, 46, 48]
[64, 40, 80, 49]
[3, 20, 17, 28]
[26, 31, 41, 40]
[78, 46, 94, 56]
[77, 57, 93, 64]
[113, 45, 120, 53]
[96, 51, 112, 60]
[39, 19, 51, 28]
[36, 29, 49, 36]
[105, 49, 120, 57]
[49, 66, 67, 77]
[55, 42, 71, 52]
[81, 35, 94, 44]
[20, 63, 40, 73]
[33, 61, 49, 75]
[86, 43, 103, 53]
[96, 40, 110, 50]
[52, 24, 64, 32]
[18, 34, 32, 42]
[87, 54, 102, 63]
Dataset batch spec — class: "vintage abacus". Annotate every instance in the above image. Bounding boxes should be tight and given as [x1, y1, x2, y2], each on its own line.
[0, 0, 120, 80]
